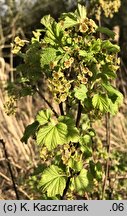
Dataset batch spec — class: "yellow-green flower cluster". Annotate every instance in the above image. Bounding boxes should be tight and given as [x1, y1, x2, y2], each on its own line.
[64, 57, 74, 69]
[40, 147, 48, 161]
[78, 18, 97, 33]
[60, 144, 76, 165]
[48, 70, 72, 103]
[4, 96, 17, 115]
[92, 0, 121, 20]
[12, 36, 28, 54]
[77, 65, 93, 84]
[100, 0, 121, 18]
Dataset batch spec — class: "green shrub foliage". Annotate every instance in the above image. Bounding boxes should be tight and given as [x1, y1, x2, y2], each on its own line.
[10, 4, 123, 199]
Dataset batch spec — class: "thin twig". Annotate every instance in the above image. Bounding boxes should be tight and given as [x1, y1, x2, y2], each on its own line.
[0, 139, 20, 200]
[59, 102, 64, 115]
[102, 113, 111, 199]
[61, 176, 71, 200]
[61, 101, 82, 199]
[66, 96, 71, 114]
[119, 58, 127, 96]
[0, 171, 31, 200]
[36, 89, 59, 118]
[61, 168, 73, 200]
[121, 58, 127, 76]
[76, 101, 82, 128]
[98, 12, 111, 199]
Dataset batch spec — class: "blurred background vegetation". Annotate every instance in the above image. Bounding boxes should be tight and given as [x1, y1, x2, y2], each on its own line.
[0, 0, 127, 200]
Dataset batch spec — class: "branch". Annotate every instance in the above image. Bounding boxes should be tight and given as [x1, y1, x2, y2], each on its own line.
[76, 101, 82, 128]
[0, 171, 31, 200]
[59, 102, 64, 115]
[60, 101, 82, 200]
[35, 89, 59, 118]
[0, 139, 20, 200]
[66, 96, 71, 114]
[102, 113, 111, 199]
[61, 176, 71, 200]
[61, 168, 73, 200]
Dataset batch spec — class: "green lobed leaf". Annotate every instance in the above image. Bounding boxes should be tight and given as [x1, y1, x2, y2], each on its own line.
[36, 122, 67, 150]
[92, 93, 110, 112]
[61, 12, 78, 29]
[21, 121, 39, 144]
[58, 116, 79, 143]
[61, 4, 87, 29]
[102, 83, 123, 114]
[64, 17, 78, 28]
[79, 134, 92, 145]
[79, 50, 90, 57]
[41, 15, 54, 28]
[102, 83, 123, 103]
[76, 4, 87, 20]
[90, 39, 101, 53]
[102, 40, 120, 53]
[36, 109, 51, 125]
[45, 28, 56, 41]
[31, 164, 47, 176]
[42, 18, 63, 45]
[96, 73, 108, 83]
[101, 64, 117, 79]
[108, 98, 122, 115]
[67, 127, 79, 143]
[40, 48, 57, 68]
[53, 22, 63, 39]
[44, 35, 56, 45]
[22, 43, 42, 80]
[74, 84, 88, 101]
[79, 50, 97, 63]
[68, 157, 83, 172]
[58, 115, 74, 127]
[79, 135, 92, 157]
[97, 27, 115, 39]
[90, 161, 102, 181]
[71, 169, 93, 194]
[39, 165, 66, 197]
[81, 145, 92, 158]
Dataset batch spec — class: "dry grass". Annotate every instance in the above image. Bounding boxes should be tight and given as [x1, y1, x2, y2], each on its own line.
[0, 62, 37, 199]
